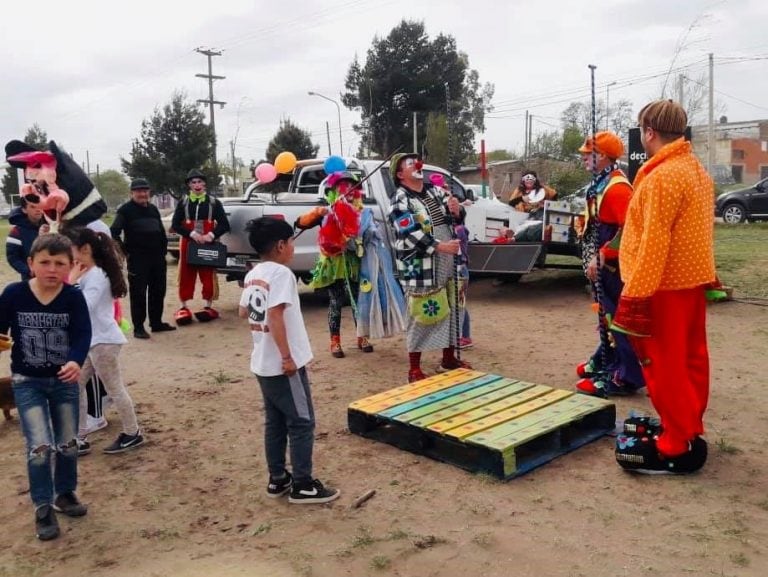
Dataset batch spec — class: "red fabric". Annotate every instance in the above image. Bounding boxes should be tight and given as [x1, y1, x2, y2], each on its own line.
[178, 236, 216, 301]
[630, 287, 709, 457]
[598, 179, 632, 226]
[408, 351, 422, 371]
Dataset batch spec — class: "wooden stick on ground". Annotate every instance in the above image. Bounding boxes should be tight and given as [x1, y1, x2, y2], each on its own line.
[351, 489, 376, 509]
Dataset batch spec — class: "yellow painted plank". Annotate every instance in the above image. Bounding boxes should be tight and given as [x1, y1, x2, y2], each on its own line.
[406, 380, 535, 426]
[426, 384, 553, 433]
[441, 389, 573, 439]
[468, 395, 612, 449]
[348, 369, 484, 413]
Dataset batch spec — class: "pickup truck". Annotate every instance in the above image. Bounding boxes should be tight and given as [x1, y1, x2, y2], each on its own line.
[164, 158, 584, 284]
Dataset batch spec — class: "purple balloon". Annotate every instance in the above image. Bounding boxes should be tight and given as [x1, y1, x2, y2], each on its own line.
[255, 163, 277, 184]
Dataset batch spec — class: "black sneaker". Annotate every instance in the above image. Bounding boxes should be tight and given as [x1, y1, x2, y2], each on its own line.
[616, 435, 708, 475]
[78, 438, 91, 456]
[133, 328, 150, 339]
[53, 492, 88, 517]
[288, 479, 340, 504]
[103, 431, 145, 454]
[266, 471, 293, 498]
[151, 322, 177, 333]
[35, 504, 60, 541]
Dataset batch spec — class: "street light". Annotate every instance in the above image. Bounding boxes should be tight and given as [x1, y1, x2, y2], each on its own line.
[308, 91, 343, 155]
[605, 81, 617, 131]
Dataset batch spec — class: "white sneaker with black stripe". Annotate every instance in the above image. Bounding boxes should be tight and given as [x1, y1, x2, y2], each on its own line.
[288, 479, 340, 504]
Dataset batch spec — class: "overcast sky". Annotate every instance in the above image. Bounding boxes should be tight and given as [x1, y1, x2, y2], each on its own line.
[2, 0, 767, 175]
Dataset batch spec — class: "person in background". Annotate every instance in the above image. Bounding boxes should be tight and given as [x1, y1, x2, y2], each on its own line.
[508, 171, 556, 220]
[6, 197, 45, 280]
[111, 178, 175, 339]
[171, 169, 230, 325]
[613, 99, 716, 475]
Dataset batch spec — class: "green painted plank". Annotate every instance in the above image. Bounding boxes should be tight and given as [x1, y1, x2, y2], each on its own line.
[467, 395, 612, 448]
[426, 384, 555, 433]
[441, 389, 573, 439]
[398, 378, 534, 425]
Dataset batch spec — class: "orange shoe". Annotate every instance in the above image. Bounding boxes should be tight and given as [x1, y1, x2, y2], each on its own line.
[330, 335, 345, 358]
[357, 336, 374, 353]
[194, 307, 219, 322]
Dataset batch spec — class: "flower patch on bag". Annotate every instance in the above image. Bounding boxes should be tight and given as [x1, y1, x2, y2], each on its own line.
[408, 288, 449, 325]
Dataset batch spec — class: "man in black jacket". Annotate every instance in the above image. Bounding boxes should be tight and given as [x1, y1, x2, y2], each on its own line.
[111, 178, 175, 339]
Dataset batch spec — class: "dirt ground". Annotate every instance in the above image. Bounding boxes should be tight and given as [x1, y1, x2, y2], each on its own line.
[1, 263, 766, 577]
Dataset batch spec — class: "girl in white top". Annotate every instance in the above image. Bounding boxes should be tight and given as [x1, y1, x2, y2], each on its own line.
[66, 228, 145, 454]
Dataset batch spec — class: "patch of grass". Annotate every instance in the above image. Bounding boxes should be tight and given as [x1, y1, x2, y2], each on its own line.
[386, 529, 410, 541]
[471, 532, 495, 548]
[756, 499, 768, 511]
[730, 552, 750, 567]
[370, 555, 391, 570]
[351, 526, 375, 549]
[252, 522, 272, 536]
[714, 223, 768, 298]
[138, 527, 180, 540]
[715, 438, 742, 455]
[212, 370, 234, 384]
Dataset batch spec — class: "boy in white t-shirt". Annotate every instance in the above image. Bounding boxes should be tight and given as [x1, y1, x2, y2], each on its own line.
[239, 217, 340, 505]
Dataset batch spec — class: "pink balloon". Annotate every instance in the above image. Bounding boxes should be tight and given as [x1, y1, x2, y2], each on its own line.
[255, 163, 277, 184]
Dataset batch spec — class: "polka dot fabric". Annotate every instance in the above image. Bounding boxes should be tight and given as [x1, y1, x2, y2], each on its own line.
[620, 139, 716, 298]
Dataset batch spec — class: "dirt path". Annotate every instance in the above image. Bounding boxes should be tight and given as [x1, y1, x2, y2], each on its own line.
[1, 266, 766, 577]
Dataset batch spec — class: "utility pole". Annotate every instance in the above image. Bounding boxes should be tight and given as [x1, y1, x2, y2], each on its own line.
[413, 111, 418, 154]
[325, 121, 332, 155]
[707, 52, 715, 177]
[195, 48, 226, 185]
[230, 140, 237, 194]
[678, 73, 685, 105]
[86, 150, 90, 176]
[528, 114, 534, 158]
[523, 112, 528, 160]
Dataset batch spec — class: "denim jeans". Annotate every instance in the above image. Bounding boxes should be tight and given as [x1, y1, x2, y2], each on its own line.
[256, 367, 315, 485]
[12, 375, 80, 507]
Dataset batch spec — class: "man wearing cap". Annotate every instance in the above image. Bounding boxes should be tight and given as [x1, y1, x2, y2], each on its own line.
[613, 100, 716, 474]
[574, 131, 644, 398]
[111, 178, 175, 339]
[387, 153, 469, 383]
[170, 169, 230, 325]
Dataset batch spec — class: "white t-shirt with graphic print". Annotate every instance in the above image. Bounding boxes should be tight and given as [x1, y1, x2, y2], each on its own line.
[239, 261, 313, 377]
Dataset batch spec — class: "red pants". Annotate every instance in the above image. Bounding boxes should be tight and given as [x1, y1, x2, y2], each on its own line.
[178, 238, 218, 302]
[632, 287, 709, 457]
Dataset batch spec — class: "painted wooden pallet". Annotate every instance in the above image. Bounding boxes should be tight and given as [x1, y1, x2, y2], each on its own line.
[348, 369, 615, 479]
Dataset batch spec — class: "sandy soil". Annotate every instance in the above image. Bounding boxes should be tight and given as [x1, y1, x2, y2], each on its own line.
[1, 263, 766, 577]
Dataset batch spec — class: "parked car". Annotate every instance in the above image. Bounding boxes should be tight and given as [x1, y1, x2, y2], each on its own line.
[715, 177, 768, 223]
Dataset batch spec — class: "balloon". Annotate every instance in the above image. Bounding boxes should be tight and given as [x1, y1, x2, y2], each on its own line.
[254, 163, 277, 184]
[323, 155, 346, 174]
[274, 151, 298, 174]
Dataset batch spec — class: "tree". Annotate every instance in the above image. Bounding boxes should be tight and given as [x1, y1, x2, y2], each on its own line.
[121, 92, 213, 198]
[560, 98, 634, 143]
[561, 126, 584, 158]
[424, 112, 449, 167]
[265, 118, 319, 163]
[94, 169, 129, 209]
[2, 124, 48, 205]
[342, 20, 494, 168]
[529, 130, 562, 158]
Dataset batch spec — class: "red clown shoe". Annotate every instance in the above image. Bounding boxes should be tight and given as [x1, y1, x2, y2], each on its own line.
[174, 307, 194, 326]
[194, 307, 220, 322]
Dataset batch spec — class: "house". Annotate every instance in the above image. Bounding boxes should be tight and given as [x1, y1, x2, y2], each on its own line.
[691, 118, 768, 184]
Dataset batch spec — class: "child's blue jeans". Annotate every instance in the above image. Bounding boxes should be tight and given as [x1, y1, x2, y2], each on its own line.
[12, 375, 80, 507]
